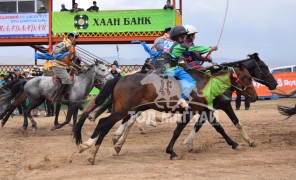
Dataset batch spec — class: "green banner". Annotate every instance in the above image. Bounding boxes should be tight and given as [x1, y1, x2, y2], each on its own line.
[52, 9, 177, 33]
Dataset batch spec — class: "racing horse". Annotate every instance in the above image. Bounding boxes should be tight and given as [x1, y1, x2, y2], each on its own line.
[0, 60, 113, 133]
[74, 63, 257, 164]
[80, 53, 277, 154]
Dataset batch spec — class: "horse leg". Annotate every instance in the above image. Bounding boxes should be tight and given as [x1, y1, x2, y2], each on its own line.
[1, 105, 16, 127]
[166, 112, 191, 160]
[87, 121, 118, 165]
[78, 112, 127, 154]
[71, 107, 79, 133]
[53, 103, 61, 126]
[135, 119, 146, 134]
[222, 103, 256, 147]
[112, 116, 130, 145]
[114, 112, 143, 154]
[112, 106, 148, 145]
[183, 115, 206, 151]
[207, 111, 239, 149]
[24, 98, 45, 133]
[1, 92, 27, 127]
[53, 104, 75, 130]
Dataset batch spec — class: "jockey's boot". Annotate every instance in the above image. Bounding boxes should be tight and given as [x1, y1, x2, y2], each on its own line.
[177, 98, 189, 109]
[55, 84, 70, 103]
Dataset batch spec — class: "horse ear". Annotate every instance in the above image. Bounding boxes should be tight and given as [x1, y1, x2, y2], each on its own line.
[95, 59, 98, 65]
[248, 53, 260, 61]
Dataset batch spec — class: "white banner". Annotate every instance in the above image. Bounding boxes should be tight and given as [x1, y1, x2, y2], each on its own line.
[0, 13, 49, 37]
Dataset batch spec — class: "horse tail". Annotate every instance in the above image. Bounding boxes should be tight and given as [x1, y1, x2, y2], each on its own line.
[74, 77, 121, 145]
[94, 77, 121, 105]
[0, 80, 27, 106]
[11, 80, 27, 96]
[0, 91, 12, 106]
[277, 104, 296, 119]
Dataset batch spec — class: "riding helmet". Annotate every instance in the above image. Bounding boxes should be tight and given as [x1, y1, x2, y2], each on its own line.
[169, 26, 188, 41]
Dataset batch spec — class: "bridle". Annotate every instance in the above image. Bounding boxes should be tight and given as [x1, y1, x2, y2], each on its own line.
[252, 59, 273, 85]
[232, 67, 254, 97]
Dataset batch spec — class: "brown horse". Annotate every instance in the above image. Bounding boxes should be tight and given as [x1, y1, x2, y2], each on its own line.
[74, 64, 257, 164]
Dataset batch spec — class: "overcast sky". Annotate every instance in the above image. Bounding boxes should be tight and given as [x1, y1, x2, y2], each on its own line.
[0, 0, 295, 68]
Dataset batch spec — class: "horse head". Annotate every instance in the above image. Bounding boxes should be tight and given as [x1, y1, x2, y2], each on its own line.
[231, 63, 258, 102]
[244, 53, 277, 90]
[93, 62, 114, 88]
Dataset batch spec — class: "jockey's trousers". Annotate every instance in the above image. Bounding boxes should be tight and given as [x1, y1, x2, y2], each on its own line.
[165, 67, 196, 99]
[52, 67, 71, 84]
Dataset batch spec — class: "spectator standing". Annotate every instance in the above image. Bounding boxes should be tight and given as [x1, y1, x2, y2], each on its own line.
[110, 64, 121, 78]
[37, 4, 47, 13]
[70, 3, 84, 12]
[163, 0, 173, 10]
[235, 91, 250, 110]
[31, 65, 44, 77]
[108, 63, 121, 112]
[23, 68, 33, 78]
[0, 73, 6, 88]
[60, 4, 69, 11]
[0, 73, 7, 114]
[87, 1, 99, 12]
[11, 67, 24, 81]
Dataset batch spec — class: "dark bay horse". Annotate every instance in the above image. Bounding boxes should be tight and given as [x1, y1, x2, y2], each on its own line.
[74, 64, 257, 164]
[80, 53, 278, 154]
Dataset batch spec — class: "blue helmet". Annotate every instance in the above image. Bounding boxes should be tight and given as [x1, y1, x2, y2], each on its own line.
[14, 67, 20, 71]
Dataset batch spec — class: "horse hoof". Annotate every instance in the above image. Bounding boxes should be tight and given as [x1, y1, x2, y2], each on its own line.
[32, 127, 37, 135]
[249, 142, 257, 147]
[78, 144, 90, 154]
[22, 127, 27, 134]
[87, 158, 95, 165]
[114, 146, 121, 155]
[51, 126, 57, 131]
[232, 142, 239, 150]
[1, 121, 5, 128]
[170, 156, 179, 160]
[112, 137, 119, 145]
[140, 129, 146, 134]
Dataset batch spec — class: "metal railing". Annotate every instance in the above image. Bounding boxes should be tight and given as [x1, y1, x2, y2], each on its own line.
[0, 65, 142, 73]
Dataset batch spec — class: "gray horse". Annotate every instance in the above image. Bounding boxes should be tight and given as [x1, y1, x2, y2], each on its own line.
[21, 61, 113, 132]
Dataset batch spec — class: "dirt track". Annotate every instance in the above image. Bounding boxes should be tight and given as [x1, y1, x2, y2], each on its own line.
[0, 98, 295, 180]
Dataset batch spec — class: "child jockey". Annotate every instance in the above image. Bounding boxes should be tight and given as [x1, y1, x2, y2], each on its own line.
[163, 26, 218, 108]
[183, 24, 217, 69]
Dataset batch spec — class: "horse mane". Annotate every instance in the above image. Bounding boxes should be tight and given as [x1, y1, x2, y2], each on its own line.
[82, 64, 95, 74]
[221, 53, 260, 67]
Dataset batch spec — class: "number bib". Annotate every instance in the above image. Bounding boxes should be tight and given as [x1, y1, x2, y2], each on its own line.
[163, 38, 177, 53]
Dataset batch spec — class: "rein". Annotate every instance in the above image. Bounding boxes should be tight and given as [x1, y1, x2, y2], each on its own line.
[252, 59, 273, 85]
[232, 68, 253, 92]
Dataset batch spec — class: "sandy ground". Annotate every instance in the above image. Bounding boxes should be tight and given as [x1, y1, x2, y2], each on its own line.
[0, 98, 295, 180]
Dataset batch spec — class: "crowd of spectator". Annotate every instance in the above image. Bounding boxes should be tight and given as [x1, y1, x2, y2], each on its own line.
[36, 0, 173, 13]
